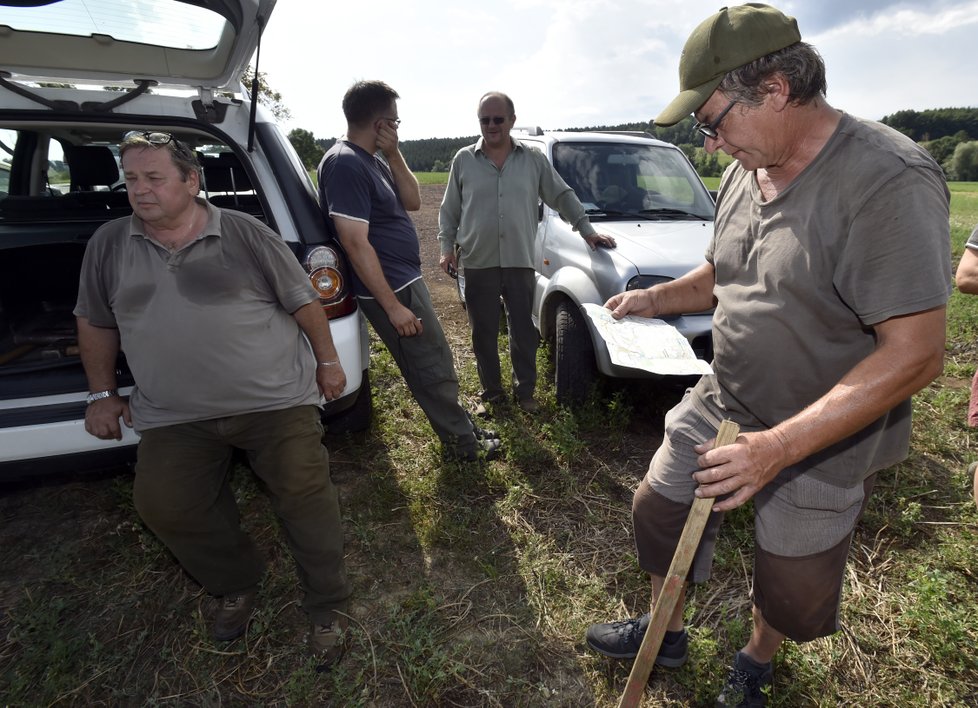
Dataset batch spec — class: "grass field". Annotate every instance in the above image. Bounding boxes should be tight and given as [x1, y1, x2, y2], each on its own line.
[1, 184, 976, 706]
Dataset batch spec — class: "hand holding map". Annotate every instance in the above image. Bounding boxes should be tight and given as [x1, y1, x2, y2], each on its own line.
[582, 303, 714, 376]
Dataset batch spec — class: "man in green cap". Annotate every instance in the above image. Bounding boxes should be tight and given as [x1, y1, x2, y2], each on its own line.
[585, 4, 951, 706]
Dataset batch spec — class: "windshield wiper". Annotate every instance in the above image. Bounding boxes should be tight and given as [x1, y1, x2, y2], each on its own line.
[638, 208, 712, 220]
[585, 208, 658, 221]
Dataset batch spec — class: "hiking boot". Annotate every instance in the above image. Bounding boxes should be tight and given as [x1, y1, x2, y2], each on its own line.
[212, 589, 257, 641]
[715, 651, 773, 707]
[310, 613, 349, 673]
[518, 397, 540, 413]
[585, 613, 688, 668]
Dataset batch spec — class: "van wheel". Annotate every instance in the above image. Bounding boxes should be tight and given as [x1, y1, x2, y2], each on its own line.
[554, 301, 596, 405]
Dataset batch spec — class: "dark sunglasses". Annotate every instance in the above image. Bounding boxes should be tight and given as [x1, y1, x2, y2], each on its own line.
[479, 116, 507, 126]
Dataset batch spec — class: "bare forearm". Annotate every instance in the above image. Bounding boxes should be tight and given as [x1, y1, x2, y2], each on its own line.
[76, 317, 121, 390]
[652, 262, 717, 315]
[292, 301, 340, 364]
[385, 149, 421, 211]
[339, 236, 401, 313]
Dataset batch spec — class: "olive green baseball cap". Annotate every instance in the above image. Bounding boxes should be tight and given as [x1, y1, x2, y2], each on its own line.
[654, 3, 801, 126]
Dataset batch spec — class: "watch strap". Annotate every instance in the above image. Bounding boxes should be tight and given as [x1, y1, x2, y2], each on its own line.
[86, 389, 118, 405]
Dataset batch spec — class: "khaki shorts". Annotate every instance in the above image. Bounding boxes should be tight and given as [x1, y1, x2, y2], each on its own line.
[632, 391, 875, 641]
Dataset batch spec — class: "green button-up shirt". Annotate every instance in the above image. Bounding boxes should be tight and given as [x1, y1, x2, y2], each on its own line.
[438, 137, 595, 269]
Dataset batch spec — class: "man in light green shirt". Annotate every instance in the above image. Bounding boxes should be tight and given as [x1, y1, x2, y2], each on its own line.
[438, 91, 615, 413]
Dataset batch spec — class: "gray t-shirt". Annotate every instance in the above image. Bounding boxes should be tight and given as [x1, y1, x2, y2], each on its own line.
[75, 199, 321, 431]
[692, 113, 952, 487]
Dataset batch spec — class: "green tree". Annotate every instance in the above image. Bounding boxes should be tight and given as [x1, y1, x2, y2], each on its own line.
[240, 67, 291, 122]
[945, 140, 978, 181]
[288, 128, 324, 169]
[922, 131, 970, 165]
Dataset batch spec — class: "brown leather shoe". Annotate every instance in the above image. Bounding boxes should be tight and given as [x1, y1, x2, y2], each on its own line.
[310, 613, 349, 672]
[212, 589, 257, 641]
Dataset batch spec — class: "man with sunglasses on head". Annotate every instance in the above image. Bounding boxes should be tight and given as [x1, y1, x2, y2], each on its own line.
[74, 131, 351, 669]
[438, 92, 616, 416]
[318, 80, 501, 461]
[584, 5, 950, 705]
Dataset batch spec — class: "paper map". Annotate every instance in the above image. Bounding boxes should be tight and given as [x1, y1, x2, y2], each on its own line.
[582, 303, 714, 376]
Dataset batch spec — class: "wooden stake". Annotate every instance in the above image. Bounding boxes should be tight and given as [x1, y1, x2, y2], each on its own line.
[616, 419, 741, 708]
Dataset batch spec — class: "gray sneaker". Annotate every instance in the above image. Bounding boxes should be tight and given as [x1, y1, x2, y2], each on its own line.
[585, 613, 688, 667]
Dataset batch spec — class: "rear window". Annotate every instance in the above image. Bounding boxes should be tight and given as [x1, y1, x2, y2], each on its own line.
[0, 0, 226, 50]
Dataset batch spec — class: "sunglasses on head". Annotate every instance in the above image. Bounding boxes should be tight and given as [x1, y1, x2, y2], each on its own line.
[123, 130, 195, 159]
[123, 130, 175, 145]
[479, 116, 507, 126]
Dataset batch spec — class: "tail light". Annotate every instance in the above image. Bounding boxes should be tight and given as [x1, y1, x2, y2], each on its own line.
[303, 245, 357, 319]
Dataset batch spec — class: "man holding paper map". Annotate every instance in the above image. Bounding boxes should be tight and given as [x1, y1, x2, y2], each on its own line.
[584, 4, 951, 705]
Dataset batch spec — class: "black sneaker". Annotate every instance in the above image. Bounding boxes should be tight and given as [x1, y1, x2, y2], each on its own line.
[585, 613, 688, 668]
[715, 651, 773, 707]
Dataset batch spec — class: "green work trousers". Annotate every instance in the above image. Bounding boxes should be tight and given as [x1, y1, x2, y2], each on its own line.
[132, 405, 350, 623]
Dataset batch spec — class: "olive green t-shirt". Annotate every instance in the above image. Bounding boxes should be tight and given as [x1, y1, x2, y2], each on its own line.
[693, 113, 952, 487]
[75, 200, 321, 431]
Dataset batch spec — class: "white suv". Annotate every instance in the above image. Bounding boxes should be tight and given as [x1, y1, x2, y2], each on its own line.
[517, 129, 715, 404]
[0, 0, 370, 479]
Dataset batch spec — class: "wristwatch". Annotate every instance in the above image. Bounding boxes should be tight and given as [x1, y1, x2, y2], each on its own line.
[86, 389, 118, 405]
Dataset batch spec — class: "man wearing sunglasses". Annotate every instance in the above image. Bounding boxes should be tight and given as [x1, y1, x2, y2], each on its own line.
[584, 5, 950, 705]
[438, 92, 615, 416]
[318, 80, 502, 462]
[74, 131, 351, 668]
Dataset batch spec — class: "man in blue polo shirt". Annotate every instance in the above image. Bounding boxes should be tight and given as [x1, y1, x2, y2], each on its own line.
[317, 80, 501, 462]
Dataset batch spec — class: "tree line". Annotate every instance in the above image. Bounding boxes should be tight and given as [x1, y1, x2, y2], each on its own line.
[286, 107, 978, 181]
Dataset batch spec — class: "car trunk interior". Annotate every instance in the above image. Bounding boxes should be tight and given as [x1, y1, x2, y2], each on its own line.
[0, 121, 269, 401]
[0, 227, 133, 398]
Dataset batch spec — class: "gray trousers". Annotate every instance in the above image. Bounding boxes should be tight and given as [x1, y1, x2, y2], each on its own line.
[464, 267, 538, 401]
[133, 405, 350, 624]
[358, 279, 477, 455]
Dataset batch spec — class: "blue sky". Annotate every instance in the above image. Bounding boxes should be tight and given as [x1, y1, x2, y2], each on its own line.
[261, 0, 978, 141]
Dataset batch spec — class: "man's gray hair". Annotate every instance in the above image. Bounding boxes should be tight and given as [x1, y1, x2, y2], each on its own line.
[120, 135, 202, 183]
[718, 42, 827, 108]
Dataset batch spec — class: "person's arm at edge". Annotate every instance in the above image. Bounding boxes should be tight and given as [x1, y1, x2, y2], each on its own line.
[292, 300, 347, 399]
[604, 261, 717, 318]
[695, 305, 947, 511]
[331, 215, 423, 337]
[955, 247, 978, 294]
[77, 316, 131, 440]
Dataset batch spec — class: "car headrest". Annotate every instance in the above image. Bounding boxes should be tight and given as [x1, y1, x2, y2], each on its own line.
[202, 152, 253, 193]
[65, 145, 120, 189]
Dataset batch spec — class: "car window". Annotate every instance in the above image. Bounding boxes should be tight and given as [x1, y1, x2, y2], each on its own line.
[553, 142, 714, 218]
[0, 0, 226, 50]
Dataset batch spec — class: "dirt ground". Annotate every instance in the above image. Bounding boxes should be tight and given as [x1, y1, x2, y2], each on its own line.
[0, 182, 670, 705]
